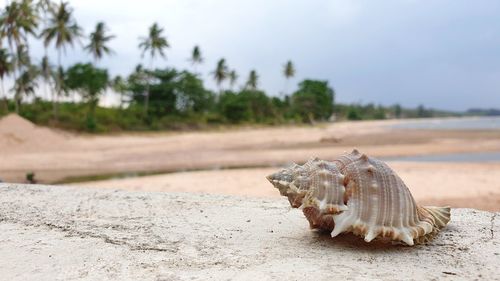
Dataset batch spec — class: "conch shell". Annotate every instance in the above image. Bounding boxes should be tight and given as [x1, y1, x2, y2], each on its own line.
[266, 149, 450, 246]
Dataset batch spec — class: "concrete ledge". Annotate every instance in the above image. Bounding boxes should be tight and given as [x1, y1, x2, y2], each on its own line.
[0, 183, 498, 280]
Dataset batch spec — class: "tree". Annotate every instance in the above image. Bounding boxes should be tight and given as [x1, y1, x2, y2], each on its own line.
[40, 55, 53, 100]
[0, 0, 39, 104]
[128, 68, 177, 117]
[18, 0, 40, 52]
[11, 44, 34, 112]
[189, 45, 203, 74]
[111, 75, 128, 109]
[417, 104, 427, 118]
[393, 104, 402, 118]
[36, 1, 56, 33]
[212, 58, 228, 92]
[138, 22, 169, 115]
[41, 1, 82, 119]
[218, 91, 250, 123]
[36, 0, 56, 105]
[12, 64, 39, 112]
[0, 1, 39, 51]
[65, 63, 109, 131]
[52, 65, 68, 104]
[229, 70, 238, 90]
[291, 80, 334, 123]
[176, 71, 214, 113]
[85, 21, 115, 64]
[0, 49, 13, 105]
[218, 89, 275, 123]
[246, 70, 258, 90]
[283, 60, 295, 97]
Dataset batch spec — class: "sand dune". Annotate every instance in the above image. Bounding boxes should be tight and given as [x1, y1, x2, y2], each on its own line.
[0, 114, 72, 153]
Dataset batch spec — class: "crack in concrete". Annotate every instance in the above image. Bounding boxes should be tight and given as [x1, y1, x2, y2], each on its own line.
[490, 213, 496, 240]
[0, 214, 177, 253]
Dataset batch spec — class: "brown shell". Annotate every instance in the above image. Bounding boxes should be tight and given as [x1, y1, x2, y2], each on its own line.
[267, 149, 450, 246]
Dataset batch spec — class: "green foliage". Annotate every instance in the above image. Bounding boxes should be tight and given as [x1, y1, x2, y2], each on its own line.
[291, 80, 334, 122]
[245, 70, 258, 90]
[85, 21, 115, 62]
[65, 63, 108, 130]
[213, 58, 228, 89]
[176, 71, 215, 113]
[218, 90, 277, 123]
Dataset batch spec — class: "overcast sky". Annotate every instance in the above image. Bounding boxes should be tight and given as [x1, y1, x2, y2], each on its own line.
[30, 0, 500, 111]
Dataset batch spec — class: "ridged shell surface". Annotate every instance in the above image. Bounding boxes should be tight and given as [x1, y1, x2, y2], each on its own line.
[267, 149, 450, 246]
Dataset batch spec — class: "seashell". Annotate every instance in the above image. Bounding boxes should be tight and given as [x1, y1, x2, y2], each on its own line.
[266, 149, 450, 246]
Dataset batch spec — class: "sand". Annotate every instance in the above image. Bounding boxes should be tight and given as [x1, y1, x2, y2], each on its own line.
[70, 162, 500, 211]
[0, 113, 71, 153]
[1, 114, 500, 211]
[1, 115, 500, 184]
[1, 183, 498, 280]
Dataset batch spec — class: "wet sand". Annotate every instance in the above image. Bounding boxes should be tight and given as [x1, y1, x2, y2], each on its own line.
[2, 118, 500, 184]
[69, 162, 500, 211]
[2, 116, 500, 211]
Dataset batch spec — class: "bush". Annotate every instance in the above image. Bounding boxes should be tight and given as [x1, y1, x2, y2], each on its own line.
[291, 80, 334, 122]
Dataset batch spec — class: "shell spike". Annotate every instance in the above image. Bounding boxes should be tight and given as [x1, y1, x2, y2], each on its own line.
[360, 154, 369, 161]
[364, 230, 377, 242]
[400, 232, 415, 246]
[330, 213, 354, 237]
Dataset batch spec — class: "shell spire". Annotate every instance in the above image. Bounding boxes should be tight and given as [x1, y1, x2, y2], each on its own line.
[266, 149, 451, 246]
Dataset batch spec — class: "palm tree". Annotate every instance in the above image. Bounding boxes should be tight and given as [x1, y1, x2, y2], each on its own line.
[36, 0, 56, 31]
[229, 70, 238, 90]
[213, 58, 228, 92]
[40, 55, 53, 100]
[12, 44, 34, 112]
[138, 22, 169, 115]
[0, 0, 39, 98]
[14, 44, 31, 70]
[189, 45, 203, 74]
[1, 1, 39, 51]
[0, 3, 23, 53]
[52, 65, 68, 103]
[246, 70, 258, 90]
[111, 75, 128, 109]
[18, 0, 39, 48]
[41, 1, 82, 118]
[283, 60, 295, 97]
[12, 64, 39, 112]
[0, 49, 13, 111]
[84, 21, 115, 64]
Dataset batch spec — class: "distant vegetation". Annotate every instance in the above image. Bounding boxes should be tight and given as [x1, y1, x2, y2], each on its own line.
[465, 108, 500, 116]
[0, 1, 460, 132]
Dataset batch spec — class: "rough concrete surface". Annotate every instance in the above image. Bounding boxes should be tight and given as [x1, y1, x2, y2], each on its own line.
[0, 183, 498, 281]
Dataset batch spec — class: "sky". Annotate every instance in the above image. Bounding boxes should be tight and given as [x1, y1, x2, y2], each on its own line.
[28, 0, 500, 111]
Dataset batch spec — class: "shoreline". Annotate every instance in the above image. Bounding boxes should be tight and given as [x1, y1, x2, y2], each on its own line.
[2, 116, 500, 211]
[68, 162, 500, 211]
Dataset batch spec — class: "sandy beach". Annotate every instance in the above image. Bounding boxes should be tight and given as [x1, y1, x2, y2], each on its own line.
[70, 162, 500, 211]
[1, 114, 500, 211]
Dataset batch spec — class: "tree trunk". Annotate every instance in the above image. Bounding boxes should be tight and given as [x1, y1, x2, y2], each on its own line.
[0, 79, 7, 113]
[54, 50, 61, 121]
[87, 98, 97, 131]
[283, 79, 289, 99]
[144, 58, 153, 117]
[8, 41, 18, 113]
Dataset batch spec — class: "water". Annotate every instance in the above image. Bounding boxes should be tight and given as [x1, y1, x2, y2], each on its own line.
[383, 152, 500, 163]
[387, 117, 500, 162]
[391, 116, 500, 130]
